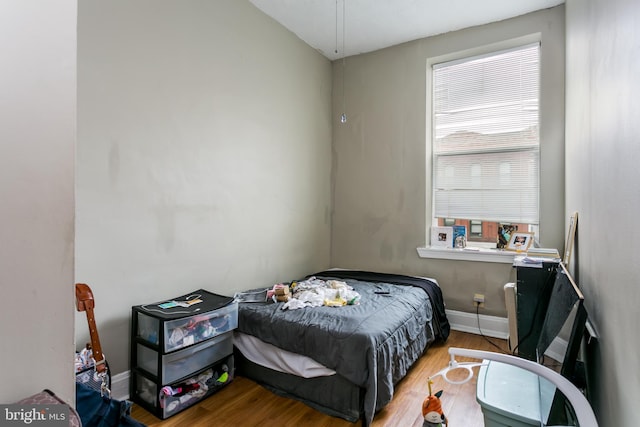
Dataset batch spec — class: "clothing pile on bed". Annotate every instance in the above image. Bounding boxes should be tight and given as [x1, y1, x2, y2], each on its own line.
[281, 276, 360, 310]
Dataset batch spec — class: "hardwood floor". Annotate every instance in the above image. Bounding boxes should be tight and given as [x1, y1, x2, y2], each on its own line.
[131, 330, 508, 427]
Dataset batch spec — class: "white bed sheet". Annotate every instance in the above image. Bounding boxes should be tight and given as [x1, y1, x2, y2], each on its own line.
[234, 331, 336, 378]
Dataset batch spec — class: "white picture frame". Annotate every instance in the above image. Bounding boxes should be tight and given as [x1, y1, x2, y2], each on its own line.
[431, 226, 453, 248]
[506, 231, 534, 252]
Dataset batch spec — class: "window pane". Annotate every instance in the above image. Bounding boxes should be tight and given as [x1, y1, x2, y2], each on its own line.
[470, 220, 482, 236]
[432, 43, 540, 226]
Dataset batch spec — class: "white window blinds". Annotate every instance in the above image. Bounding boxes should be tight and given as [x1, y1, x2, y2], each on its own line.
[432, 43, 540, 224]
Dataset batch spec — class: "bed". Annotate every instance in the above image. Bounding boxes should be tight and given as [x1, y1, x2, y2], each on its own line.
[234, 270, 450, 426]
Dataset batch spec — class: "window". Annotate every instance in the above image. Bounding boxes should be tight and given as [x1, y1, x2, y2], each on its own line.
[430, 43, 540, 246]
[469, 220, 482, 237]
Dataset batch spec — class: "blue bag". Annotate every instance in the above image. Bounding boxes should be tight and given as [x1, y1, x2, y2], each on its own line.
[76, 382, 145, 427]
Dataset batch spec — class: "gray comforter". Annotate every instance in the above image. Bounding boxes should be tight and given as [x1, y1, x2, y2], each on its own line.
[237, 273, 443, 425]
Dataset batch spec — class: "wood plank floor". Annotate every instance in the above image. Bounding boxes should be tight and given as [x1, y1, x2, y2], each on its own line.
[131, 330, 509, 427]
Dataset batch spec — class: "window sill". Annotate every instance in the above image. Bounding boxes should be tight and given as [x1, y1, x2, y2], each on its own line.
[416, 246, 517, 264]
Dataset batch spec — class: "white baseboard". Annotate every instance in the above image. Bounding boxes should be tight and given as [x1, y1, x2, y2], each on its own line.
[446, 309, 509, 339]
[446, 309, 568, 362]
[111, 371, 130, 401]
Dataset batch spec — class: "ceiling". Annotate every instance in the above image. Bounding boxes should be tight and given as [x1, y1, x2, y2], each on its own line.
[249, 0, 564, 61]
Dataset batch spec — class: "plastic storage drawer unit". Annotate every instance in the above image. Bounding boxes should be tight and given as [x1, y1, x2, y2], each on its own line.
[131, 289, 237, 419]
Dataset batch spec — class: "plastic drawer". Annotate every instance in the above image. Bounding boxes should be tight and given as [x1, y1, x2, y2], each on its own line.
[134, 290, 237, 352]
[132, 355, 234, 420]
[160, 356, 234, 418]
[137, 331, 233, 384]
[163, 302, 237, 352]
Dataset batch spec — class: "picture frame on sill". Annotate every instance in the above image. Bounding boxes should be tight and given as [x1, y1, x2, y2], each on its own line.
[497, 224, 517, 249]
[431, 226, 453, 248]
[506, 231, 534, 252]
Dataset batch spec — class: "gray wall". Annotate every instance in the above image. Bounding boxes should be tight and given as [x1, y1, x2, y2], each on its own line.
[565, 0, 640, 424]
[76, 0, 332, 375]
[331, 7, 565, 316]
[0, 2, 76, 403]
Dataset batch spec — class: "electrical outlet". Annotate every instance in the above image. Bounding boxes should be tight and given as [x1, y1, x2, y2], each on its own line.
[473, 293, 485, 307]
